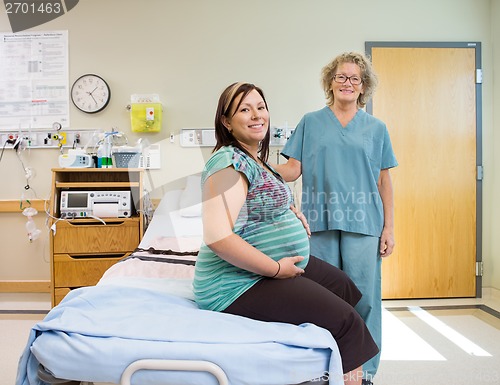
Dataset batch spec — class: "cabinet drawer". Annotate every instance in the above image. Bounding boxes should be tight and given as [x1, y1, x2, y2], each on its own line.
[53, 219, 139, 254]
[54, 288, 71, 306]
[53, 253, 128, 287]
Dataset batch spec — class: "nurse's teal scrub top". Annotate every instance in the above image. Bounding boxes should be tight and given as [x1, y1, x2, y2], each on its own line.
[281, 106, 398, 237]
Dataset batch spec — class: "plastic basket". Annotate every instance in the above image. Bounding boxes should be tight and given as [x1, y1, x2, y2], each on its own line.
[113, 152, 140, 168]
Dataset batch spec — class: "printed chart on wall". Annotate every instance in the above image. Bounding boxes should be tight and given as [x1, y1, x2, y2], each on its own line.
[0, 30, 69, 131]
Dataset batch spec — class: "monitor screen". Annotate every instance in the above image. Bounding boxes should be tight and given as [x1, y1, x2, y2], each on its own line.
[67, 192, 88, 208]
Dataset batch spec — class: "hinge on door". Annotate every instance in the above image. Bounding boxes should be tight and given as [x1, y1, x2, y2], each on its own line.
[477, 165, 484, 180]
[476, 69, 483, 84]
[476, 261, 484, 277]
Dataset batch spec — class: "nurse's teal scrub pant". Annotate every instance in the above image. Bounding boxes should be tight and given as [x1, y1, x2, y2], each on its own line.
[310, 230, 382, 380]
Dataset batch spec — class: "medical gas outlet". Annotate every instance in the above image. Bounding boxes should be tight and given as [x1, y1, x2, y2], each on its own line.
[1, 130, 91, 149]
[270, 126, 295, 146]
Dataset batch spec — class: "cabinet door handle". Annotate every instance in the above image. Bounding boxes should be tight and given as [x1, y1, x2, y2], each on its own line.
[66, 220, 127, 227]
[67, 253, 128, 260]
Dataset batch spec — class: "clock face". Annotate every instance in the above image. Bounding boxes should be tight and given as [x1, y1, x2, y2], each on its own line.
[71, 74, 111, 113]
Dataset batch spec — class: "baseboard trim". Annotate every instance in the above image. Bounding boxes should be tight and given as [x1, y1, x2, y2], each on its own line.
[0, 280, 51, 293]
[482, 287, 500, 300]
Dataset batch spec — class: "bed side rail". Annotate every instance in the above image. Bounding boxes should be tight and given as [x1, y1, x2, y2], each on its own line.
[120, 359, 229, 385]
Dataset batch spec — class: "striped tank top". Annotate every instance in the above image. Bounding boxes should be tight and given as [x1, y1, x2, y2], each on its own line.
[193, 146, 310, 311]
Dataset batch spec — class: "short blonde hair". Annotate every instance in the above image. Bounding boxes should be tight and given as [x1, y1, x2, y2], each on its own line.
[321, 51, 378, 108]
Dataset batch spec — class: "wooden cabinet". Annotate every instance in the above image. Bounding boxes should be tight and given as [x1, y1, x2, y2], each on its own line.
[49, 168, 144, 306]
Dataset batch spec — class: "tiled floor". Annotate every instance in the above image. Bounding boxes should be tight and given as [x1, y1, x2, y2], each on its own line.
[378, 289, 500, 385]
[2, 290, 500, 385]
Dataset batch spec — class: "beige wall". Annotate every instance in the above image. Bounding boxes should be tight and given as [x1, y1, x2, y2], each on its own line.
[489, 0, 500, 291]
[0, 0, 498, 292]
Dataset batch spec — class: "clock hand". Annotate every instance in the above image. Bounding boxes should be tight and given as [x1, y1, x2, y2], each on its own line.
[88, 87, 98, 95]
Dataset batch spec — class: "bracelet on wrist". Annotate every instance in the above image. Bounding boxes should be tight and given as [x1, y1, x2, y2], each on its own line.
[271, 261, 280, 278]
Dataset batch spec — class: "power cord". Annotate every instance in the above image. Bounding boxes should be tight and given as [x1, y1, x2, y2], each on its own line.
[139, 188, 154, 231]
[0, 141, 7, 163]
[0, 137, 21, 163]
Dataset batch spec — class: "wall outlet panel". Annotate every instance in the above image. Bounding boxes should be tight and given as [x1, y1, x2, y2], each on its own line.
[180, 128, 216, 147]
[1, 130, 96, 150]
[179, 127, 294, 147]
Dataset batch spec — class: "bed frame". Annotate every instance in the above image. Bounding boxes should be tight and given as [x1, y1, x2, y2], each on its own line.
[37, 359, 329, 385]
[38, 359, 229, 385]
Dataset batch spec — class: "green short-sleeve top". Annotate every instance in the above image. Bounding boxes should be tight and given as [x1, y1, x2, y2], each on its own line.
[193, 146, 310, 311]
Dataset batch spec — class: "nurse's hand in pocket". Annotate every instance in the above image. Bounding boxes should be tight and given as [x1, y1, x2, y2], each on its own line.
[290, 205, 311, 237]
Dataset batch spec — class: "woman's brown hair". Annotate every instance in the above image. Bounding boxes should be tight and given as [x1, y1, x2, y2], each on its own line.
[213, 82, 270, 163]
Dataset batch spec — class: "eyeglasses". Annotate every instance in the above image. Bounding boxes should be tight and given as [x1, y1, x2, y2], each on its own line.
[333, 74, 362, 85]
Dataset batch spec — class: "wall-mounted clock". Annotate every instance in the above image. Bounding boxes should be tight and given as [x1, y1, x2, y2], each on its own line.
[71, 74, 111, 114]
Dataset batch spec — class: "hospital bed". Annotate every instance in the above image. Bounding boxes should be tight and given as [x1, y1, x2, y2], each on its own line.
[16, 177, 343, 385]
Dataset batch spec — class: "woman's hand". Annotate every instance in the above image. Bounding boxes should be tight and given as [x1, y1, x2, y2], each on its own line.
[274, 256, 305, 279]
[290, 205, 311, 237]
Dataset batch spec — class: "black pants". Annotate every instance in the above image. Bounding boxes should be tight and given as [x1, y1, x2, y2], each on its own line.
[223, 255, 379, 373]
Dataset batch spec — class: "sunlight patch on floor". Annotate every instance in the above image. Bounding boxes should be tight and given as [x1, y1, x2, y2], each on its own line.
[381, 308, 445, 361]
[408, 306, 492, 357]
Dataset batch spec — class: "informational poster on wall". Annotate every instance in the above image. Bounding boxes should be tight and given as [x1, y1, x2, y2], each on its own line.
[0, 30, 69, 131]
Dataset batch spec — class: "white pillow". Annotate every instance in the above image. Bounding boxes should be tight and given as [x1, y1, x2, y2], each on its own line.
[154, 190, 183, 215]
[179, 175, 202, 217]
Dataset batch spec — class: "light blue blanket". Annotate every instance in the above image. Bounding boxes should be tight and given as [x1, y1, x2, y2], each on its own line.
[16, 282, 343, 385]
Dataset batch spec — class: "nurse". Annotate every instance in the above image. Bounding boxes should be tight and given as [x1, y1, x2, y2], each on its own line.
[274, 52, 398, 385]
